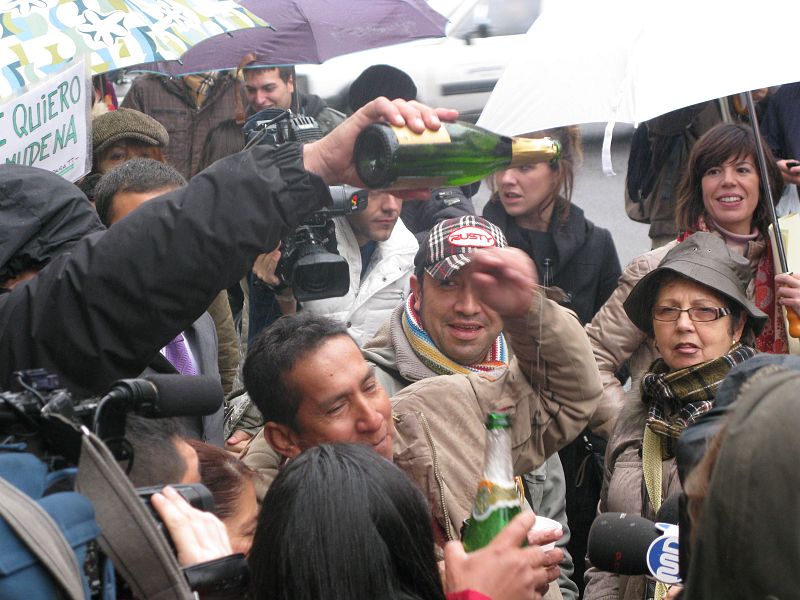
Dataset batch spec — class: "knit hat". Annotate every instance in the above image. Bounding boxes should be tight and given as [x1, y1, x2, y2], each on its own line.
[348, 64, 417, 112]
[623, 231, 767, 336]
[415, 216, 507, 281]
[92, 108, 169, 155]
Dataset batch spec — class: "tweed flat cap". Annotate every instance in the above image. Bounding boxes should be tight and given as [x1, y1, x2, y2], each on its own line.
[92, 108, 169, 155]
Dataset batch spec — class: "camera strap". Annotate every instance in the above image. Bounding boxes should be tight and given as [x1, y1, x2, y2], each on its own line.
[75, 428, 193, 600]
[0, 475, 85, 599]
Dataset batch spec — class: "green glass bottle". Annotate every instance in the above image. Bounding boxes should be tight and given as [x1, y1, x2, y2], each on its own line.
[353, 120, 561, 190]
[461, 412, 523, 552]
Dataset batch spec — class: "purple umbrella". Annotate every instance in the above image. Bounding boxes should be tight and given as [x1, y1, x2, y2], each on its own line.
[131, 0, 447, 75]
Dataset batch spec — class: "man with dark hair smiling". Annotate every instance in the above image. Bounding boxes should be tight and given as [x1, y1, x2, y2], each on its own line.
[242, 223, 601, 600]
[243, 313, 393, 461]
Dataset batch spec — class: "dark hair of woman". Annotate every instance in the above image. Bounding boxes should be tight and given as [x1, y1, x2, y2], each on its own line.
[248, 443, 446, 600]
[675, 122, 785, 235]
[487, 125, 582, 227]
[186, 439, 256, 520]
[195, 119, 246, 175]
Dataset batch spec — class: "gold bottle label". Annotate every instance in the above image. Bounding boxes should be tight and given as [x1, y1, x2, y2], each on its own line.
[509, 136, 561, 168]
[391, 124, 452, 145]
[471, 479, 520, 521]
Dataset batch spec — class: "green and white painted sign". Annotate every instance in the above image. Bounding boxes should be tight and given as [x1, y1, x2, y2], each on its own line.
[0, 59, 90, 181]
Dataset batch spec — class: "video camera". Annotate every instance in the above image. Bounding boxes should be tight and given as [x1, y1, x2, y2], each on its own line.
[244, 108, 368, 302]
[0, 369, 247, 599]
[0, 368, 222, 461]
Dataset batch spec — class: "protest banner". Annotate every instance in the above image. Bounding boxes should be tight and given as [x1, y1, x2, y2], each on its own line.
[0, 60, 91, 181]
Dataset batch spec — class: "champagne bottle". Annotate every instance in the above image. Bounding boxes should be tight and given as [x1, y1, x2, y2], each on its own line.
[353, 120, 561, 190]
[461, 412, 524, 552]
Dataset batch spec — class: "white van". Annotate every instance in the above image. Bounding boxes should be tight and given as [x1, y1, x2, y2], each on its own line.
[294, 0, 543, 121]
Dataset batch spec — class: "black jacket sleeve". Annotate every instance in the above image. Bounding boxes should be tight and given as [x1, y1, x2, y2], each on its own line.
[0, 143, 331, 394]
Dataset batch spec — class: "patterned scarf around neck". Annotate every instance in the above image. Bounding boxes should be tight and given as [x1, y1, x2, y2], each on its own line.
[641, 342, 756, 447]
[184, 72, 218, 108]
[401, 292, 509, 379]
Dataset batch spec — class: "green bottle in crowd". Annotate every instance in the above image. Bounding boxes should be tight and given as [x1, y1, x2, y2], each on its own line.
[353, 120, 561, 190]
[461, 411, 524, 552]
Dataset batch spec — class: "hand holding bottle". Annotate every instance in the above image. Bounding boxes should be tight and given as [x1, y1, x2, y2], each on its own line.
[302, 97, 458, 196]
[444, 511, 562, 600]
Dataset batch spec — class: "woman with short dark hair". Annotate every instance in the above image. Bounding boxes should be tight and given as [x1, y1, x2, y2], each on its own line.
[587, 122, 800, 456]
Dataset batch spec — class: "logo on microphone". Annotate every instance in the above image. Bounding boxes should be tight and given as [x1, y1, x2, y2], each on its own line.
[646, 523, 680, 584]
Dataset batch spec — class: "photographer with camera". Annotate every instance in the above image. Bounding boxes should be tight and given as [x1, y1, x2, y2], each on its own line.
[241, 107, 418, 345]
[0, 97, 453, 395]
[0, 98, 454, 597]
[299, 189, 418, 346]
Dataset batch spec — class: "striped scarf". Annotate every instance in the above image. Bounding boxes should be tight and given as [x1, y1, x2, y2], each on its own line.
[641, 342, 756, 454]
[401, 292, 509, 379]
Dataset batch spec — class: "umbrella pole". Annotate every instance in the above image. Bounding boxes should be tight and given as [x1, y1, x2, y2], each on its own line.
[746, 91, 800, 341]
[744, 91, 789, 273]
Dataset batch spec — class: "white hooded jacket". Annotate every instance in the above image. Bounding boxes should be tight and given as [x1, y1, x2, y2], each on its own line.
[301, 216, 418, 346]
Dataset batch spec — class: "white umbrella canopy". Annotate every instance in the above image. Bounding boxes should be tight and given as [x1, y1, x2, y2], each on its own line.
[478, 0, 800, 137]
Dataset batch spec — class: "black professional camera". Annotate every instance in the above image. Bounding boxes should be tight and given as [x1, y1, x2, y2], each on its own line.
[244, 109, 368, 301]
[0, 368, 223, 462]
[0, 369, 247, 599]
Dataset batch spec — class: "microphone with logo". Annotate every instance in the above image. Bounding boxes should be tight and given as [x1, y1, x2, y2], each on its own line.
[586, 494, 682, 586]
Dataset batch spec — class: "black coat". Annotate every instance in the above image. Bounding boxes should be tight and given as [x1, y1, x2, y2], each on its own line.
[483, 200, 621, 325]
[0, 143, 329, 394]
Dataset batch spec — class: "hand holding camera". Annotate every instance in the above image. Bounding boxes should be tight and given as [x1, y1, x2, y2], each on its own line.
[150, 486, 232, 567]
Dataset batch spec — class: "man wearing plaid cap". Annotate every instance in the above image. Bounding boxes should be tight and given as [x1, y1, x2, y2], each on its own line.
[359, 215, 600, 599]
[238, 216, 600, 597]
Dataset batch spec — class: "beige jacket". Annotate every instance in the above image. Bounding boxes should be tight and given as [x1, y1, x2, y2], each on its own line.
[582, 394, 682, 600]
[392, 288, 602, 542]
[584, 242, 674, 438]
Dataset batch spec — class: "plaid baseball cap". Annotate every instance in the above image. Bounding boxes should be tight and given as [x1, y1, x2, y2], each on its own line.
[415, 216, 507, 281]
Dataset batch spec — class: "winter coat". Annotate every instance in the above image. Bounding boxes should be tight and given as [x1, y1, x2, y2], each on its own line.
[582, 391, 682, 600]
[628, 102, 722, 241]
[0, 144, 330, 394]
[585, 232, 767, 438]
[240, 290, 603, 560]
[683, 360, 800, 600]
[584, 243, 673, 438]
[363, 305, 581, 600]
[761, 81, 800, 161]
[483, 198, 622, 599]
[390, 288, 602, 543]
[301, 216, 418, 346]
[482, 200, 621, 326]
[121, 73, 244, 178]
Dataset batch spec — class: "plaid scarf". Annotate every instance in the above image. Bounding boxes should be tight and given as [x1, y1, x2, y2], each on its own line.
[677, 225, 787, 354]
[183, 72, 218, 108]
[641, 342, 756, 452]
[401, 292, 508, 379]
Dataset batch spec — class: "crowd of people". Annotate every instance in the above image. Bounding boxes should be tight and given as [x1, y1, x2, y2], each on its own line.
[2, 62, 800, 600]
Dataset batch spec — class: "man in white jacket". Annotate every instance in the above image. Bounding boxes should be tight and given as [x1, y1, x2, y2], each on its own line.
[301, 191, 418, 346]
